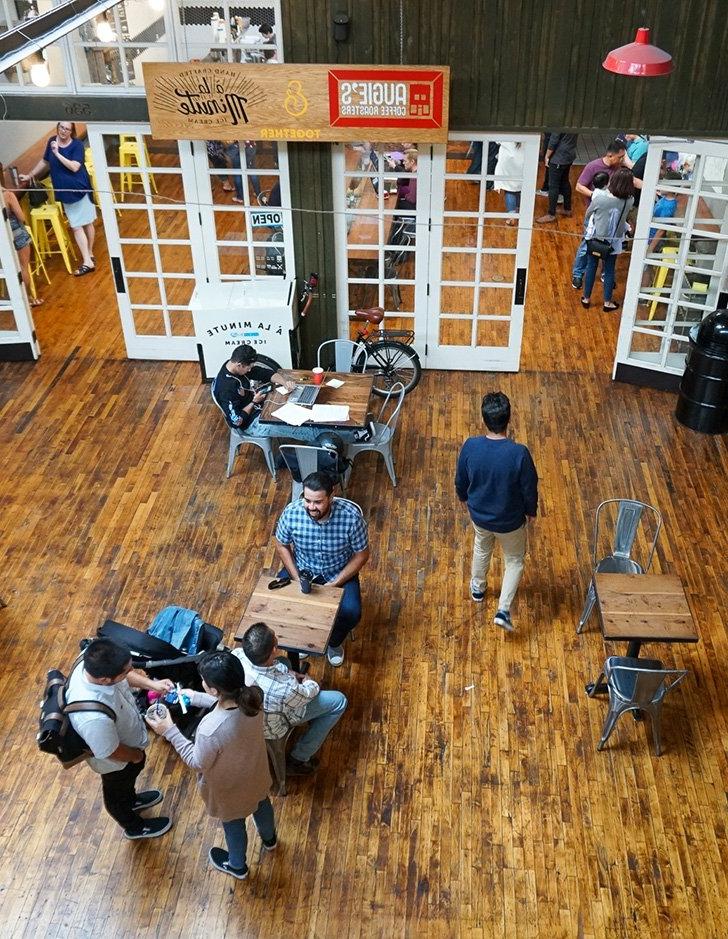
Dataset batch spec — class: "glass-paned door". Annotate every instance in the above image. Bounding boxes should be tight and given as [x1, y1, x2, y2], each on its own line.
[89, 124, 204, 359]
[191, 139, 294, 283]
[0, 190, 39, 359]
[616, 138, 728, 377]
[332, 142, 431, 356]
[426, 133, 539, 370]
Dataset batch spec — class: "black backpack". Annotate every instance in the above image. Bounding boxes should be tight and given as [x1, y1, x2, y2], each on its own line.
[37, 654, 116, 768]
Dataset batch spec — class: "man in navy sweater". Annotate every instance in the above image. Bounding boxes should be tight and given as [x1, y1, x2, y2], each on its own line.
[455, 392, 538, 631]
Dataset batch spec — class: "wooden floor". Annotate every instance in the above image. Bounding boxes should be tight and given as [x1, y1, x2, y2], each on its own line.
[1, 188, 727, 939]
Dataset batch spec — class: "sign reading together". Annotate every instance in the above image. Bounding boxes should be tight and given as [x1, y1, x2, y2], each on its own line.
[143, 63, 449, 143]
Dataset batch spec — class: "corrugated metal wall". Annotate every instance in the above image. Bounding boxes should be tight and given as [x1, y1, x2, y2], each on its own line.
[282, 0, 728, 359]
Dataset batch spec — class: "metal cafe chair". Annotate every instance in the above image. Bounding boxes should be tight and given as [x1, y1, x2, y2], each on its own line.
[316, 339, 368, 373]
[592, 656, 688, 755]
[210, 379, 277, 479]
[345, 381, 405, 486]
[577, 499, 662, 633]
[278, 445, 348, 501]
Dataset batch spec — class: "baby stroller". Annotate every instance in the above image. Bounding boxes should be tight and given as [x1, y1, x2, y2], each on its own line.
[90, 608, 225, 735]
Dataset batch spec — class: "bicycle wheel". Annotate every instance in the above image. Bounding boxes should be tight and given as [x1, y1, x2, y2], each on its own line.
[360, 340, 422, 396]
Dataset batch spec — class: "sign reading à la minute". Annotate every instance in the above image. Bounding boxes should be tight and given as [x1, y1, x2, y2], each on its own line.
[143, 63, 450, 143]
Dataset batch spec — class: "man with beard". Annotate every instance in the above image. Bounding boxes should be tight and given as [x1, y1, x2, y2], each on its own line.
[274, 472, 369, 667]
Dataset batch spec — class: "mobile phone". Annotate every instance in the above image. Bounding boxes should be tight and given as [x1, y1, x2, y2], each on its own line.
[256, 382, 274, 395]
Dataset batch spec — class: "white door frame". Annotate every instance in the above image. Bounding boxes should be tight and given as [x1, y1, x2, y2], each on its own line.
[0, 189, 40, 359]
[426, 132, 539, 370]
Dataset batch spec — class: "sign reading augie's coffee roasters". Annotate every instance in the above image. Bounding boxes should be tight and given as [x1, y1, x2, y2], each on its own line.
[142, 63, 449, 143]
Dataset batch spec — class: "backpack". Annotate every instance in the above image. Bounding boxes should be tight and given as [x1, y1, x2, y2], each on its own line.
[37, 654, 116, 769]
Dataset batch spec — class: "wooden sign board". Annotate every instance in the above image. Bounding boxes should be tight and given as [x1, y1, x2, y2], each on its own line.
[143, 63, 449, 143]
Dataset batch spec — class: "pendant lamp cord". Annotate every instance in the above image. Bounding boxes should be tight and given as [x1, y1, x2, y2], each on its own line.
[399, 0, 404, 64]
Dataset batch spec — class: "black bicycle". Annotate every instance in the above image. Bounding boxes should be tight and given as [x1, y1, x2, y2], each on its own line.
[348, 306, 421, 397]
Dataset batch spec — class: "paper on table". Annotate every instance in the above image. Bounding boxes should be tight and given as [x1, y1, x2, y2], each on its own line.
[310, 404, 350, 422]
[271, 403, 313, 426]
[275, 386, 290, 395]
[325, 378, 345, 388]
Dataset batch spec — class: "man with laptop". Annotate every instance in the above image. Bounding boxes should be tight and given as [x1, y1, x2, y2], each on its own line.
[212, 344, 319, 441]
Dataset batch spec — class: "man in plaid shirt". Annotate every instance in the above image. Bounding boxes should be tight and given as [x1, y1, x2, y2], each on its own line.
[238, 623, 348, 776]
[275, 471, 369, 667]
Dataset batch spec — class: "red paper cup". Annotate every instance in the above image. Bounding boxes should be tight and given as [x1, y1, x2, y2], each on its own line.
[312, 367, 324, 385]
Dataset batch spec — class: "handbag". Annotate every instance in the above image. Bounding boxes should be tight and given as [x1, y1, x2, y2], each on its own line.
[27, 183, 48, 209]
[586, 198, 629, 260]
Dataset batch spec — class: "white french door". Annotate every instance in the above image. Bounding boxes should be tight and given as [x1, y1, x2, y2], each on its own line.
[89, 124, 295, 360]
[0, 190, 40, 360]
[332, 134, 539, 371]
[426, 133, 539, 370]
[614, 137, 728, 379]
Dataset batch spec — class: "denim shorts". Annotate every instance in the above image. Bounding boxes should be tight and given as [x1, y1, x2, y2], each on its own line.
[13, 226, 31, 251]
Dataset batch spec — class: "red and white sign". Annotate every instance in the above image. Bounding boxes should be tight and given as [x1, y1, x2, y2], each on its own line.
[328, 68, 447, 136]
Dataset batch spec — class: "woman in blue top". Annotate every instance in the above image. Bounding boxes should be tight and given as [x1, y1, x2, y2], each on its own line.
[22, 121, 97, 277]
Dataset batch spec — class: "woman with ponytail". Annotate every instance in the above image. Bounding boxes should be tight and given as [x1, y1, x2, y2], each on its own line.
[146, 650, 276, 880]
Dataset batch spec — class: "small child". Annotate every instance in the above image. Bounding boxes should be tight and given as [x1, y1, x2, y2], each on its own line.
[648, 169, 680, 252]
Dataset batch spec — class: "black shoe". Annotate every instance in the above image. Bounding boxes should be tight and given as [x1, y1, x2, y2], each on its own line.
[209, 847, 249, 879]
[253, 822, 278, 851]
[493, 609, 515, 632]
[123, 816, 172, 840]
[470, 586, 485, 602]
[285, 755, 317, 776]
[132, 789, 163, 811]
[571, 275, 583, 289]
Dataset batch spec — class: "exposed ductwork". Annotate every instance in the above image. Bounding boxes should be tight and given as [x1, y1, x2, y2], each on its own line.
[0, 0, 125, 73]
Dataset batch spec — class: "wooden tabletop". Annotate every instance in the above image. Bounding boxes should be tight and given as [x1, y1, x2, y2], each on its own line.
[258, 369, 374, 429]
[235, 574, 343, 655]
[594, 573, 699, 644]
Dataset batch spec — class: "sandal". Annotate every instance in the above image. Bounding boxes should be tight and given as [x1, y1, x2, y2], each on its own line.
[232, 197, 244, 204]
[580, 297, 591, 308]
[30, 297, 44, 307]
[603, 301, 620, 312]
[73, 263, 95, 277]
[222, 183, 234, 192]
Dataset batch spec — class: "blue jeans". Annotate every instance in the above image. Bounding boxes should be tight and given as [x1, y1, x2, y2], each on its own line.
[330, 575, 362, 646]
[504, 190, 521, 213]
[245, 414, 320, 442]
[572, 239, 588, 280]
[222, 796, 276, 870]
[583, 252, 617, 302]
[289, 690, 348, 762]
[226, 143, 261, 201]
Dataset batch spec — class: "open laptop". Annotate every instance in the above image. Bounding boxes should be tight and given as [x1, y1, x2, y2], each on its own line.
[288, 384, 321, 406]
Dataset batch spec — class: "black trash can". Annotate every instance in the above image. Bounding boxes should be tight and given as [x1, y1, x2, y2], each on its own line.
[675, 308, 728, 433]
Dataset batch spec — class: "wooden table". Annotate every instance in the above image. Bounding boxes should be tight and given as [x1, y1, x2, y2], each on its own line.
[235, 574, 343, 668]
[586, 572, 698, 696]
[258, 369, 374, 430]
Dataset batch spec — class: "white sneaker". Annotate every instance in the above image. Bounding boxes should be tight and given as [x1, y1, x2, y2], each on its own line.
[326, 644, 345, 667]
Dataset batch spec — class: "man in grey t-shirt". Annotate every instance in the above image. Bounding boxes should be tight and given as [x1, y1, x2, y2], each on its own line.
[67, 638, 174, 840]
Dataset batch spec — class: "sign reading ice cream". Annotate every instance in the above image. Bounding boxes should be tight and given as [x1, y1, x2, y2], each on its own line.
[144, 63, 449, 142]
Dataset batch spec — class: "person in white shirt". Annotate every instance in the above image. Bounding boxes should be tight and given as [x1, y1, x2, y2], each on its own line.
[66, 638, 174, 840]
[238, 622, 347, 776]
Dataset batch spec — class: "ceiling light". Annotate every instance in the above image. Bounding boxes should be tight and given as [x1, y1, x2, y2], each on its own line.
[96, 19, 116, 43]
[149, 0, 165, 10]
[603, 27, 673, 77]
[30, 61, 50, 87]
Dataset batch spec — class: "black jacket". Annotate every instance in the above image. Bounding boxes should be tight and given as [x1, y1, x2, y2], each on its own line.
[546, 133, 578, 165]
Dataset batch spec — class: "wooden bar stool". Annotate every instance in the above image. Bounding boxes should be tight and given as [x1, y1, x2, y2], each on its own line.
[119, 140, 157, 200]
[30, 203, 77, 274]
[25, 225, 51, 299]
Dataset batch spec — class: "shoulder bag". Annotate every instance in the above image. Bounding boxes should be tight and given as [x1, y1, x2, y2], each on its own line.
[587, 198, 628, 259]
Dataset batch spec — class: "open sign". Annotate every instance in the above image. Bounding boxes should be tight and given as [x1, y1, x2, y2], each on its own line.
[251, 210, 283, 228]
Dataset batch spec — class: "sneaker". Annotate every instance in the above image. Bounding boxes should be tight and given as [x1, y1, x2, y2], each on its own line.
[285, 755, 317, 776]
[123, 816, 172, 840]
[557, 194, 565, 204]
[252, 820, 278, 851]
[571, 275, 583, 289]
[132, 789, 163, 812]
[326, 644, 345, 667]
[536, 188, 548, 196]
[493, 610, 515, 632]
[536, 213, 556, 224]
[470, 587, 485, 602]
[209, 847, 249, 880]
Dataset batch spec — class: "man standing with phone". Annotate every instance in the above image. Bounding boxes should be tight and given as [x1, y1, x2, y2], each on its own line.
[455, 392, 538, 632]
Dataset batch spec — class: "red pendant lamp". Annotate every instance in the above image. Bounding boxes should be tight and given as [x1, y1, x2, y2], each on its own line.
[603, 27, 673, 77]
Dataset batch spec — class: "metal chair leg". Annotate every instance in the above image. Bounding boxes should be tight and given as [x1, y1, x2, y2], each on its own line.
[382, 444, 397, 486]
[597, 703, 623, 750]
[577, 579, 596, 633]
[649, 705, 663, 756]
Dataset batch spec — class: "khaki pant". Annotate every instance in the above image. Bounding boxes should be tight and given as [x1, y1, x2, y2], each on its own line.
[470, 522, 527, 611]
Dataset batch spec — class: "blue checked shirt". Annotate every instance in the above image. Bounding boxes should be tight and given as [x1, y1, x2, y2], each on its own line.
[275, 498, 368, 582]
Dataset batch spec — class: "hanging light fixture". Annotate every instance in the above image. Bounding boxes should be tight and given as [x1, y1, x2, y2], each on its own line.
[603, 27, 673, 77]
[149, 0, 165, 11]
[30, 60, 51, 87]
[95, 17, 116, 43]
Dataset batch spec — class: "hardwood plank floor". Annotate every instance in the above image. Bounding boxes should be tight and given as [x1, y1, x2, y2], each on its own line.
[0, 183, 726, 939]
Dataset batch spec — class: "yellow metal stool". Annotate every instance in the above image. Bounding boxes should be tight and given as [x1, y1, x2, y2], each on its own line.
[25, 225, 51, 300]
[119, 140, 157, 200]
[648, 246, 678, 320]
[30, 203, 77, 274]
[84, 148, 100, 205]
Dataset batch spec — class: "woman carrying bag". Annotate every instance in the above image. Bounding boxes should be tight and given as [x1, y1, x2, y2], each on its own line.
[146, 651, 276, 880]
[581, 167, 635, 312]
